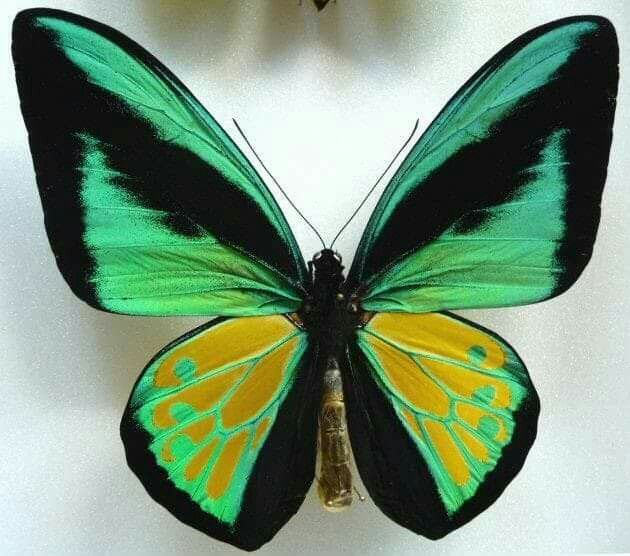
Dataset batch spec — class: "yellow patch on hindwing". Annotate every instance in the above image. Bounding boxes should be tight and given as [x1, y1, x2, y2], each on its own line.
[153, 316, 295, 388]
[185, 438, 220, 481]
[222, 336, 300, 428]
[369, 312, 505, 370]
[365, 334, 450, 418]
[361, 311, 526, 507]
[206, 430, 250, 499]
[152, 364, 248, 429]
[424, 420, 470, 486]
[253, 417, 272, 449]
[135, 315, 306, 521]
[452, 423, 490, 463]
[161, 415, 216, 462]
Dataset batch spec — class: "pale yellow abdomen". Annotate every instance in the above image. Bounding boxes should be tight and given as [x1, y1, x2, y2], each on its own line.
[317, 360, 354, 512]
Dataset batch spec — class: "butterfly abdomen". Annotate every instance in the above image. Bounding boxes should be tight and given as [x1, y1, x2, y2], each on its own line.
[317, 358, 353, 511]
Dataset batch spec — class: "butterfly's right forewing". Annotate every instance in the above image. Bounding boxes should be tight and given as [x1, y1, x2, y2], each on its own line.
[13, 9, 308, 317]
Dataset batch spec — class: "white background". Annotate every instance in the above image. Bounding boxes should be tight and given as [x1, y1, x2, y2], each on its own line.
[1, 1, 629, 554]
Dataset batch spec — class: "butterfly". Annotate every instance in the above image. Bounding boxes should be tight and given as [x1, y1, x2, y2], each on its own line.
[12, 8, 618, 552]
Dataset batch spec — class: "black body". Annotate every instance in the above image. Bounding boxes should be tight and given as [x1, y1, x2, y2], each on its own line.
[301, 249, 361, 364]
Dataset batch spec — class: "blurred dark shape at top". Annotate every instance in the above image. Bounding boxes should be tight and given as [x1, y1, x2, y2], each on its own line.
[313, 0, 332, 11]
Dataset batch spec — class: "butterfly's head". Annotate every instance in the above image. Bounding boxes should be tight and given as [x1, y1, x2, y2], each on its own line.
[302, 249, 347, 330]
[312, 248, 343, 269]
[311, 249, 344, 282]
[310, 249, 345, 301]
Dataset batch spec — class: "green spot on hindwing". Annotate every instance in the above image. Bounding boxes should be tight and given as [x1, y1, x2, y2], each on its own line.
[468, 345, 488, 365]
[473, 385, 496, 404]
[170, 403, 197, 424]
[171, 435, 197, 461]
[479, 415, 500, 439]
[174, 358, 197, 381]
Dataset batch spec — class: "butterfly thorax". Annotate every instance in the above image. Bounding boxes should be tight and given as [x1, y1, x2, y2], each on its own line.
[300, 249, 361, 357]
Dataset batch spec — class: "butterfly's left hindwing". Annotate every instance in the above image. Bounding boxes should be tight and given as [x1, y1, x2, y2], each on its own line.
[121, 315, 318, 551]
[344, 312, 539, 538]
[12, 9, 307, 316]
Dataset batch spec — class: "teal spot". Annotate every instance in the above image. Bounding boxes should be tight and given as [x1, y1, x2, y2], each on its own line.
[479, 415, 499, 439]
[170, 435, 196, 460]
[170, 402, 197, 424]
[473, 385, 496, 404]
[468, 345, 487, 365]
[174, 358, 197, 381]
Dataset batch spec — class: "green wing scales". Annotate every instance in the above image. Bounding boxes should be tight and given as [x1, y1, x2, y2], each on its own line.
[12, 8, 621, 551]
[13, 9, 307, 316]
[348, 17, 618, 314]
[341, 15, 618, 542]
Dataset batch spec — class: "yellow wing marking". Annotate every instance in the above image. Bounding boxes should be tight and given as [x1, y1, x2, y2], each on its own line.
[132, 315, 307, 523]
[420, 357, 512, 409]
[369, 312, 505, 370]
[401, 408, 424, 440]
[253, 417, 271, 449]
[424, 420, 470, 486]
[206, 430, 250, 499]
[153, 316, 295, 388]
[162, 415, 216, 462]
[364, 334, 450, 418]
[361, 311, 530, 512]
[153, 364, 248, 428]
[222, 336, 300, 428]
[185, 438, 220, 481]
[452, 423, 490, 463]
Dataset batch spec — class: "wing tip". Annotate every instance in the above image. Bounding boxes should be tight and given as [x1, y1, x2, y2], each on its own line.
[12, 8, 81, 51]
[13, 7, 63, 33]
[534, 14, 618, 50]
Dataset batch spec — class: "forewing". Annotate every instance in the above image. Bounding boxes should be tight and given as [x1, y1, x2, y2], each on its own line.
[121, 315, 318, 551]
[13, 9, 306, 316]
[344, 312, 539, 538]
[348, 17, 618, 313]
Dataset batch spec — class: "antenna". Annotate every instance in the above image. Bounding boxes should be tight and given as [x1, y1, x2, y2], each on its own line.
[233, 119, 326, 249]
[329, 119, 420, 249]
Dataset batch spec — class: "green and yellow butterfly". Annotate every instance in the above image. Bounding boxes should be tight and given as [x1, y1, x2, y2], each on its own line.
[12, 8, 618, 552]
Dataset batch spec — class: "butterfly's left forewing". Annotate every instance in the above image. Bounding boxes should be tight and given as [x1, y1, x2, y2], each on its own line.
[345, 312, 539, 538]
[122, 315, 318, 551]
